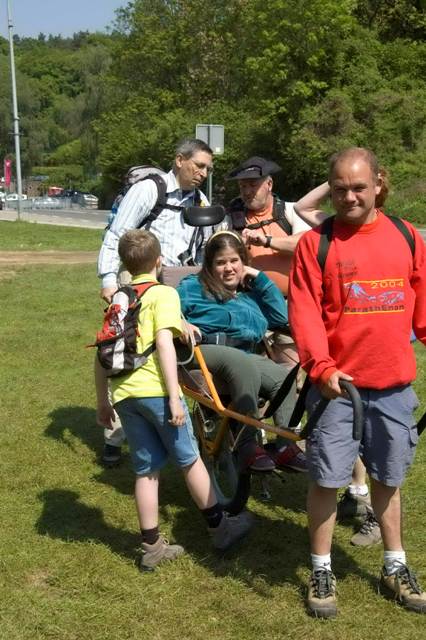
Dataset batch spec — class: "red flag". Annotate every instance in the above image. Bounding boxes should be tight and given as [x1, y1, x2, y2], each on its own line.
[4, 158, 12, 188]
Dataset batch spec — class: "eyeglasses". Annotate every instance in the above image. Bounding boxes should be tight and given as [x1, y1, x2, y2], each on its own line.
[191, 158, 213, 174]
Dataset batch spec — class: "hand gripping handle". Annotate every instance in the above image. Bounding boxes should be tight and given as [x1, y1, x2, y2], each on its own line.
[301, 380, 364, 441]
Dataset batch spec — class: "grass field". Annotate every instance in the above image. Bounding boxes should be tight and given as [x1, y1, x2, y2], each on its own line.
[1, 221, 425, 640]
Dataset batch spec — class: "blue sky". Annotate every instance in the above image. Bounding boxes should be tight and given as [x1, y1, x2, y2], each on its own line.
[0, 0, 126, 38]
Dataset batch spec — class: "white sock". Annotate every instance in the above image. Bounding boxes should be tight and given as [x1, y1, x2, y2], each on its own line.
[348, 483, 369, 497]
[384, 550, 406, 575]
[311, 553, 332, 572]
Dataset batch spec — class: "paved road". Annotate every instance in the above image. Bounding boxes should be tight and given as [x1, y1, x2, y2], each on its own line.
[1, 207, 425, 241]
[0, 207, 108, 229]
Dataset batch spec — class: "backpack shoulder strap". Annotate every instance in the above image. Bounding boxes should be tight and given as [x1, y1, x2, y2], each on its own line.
[227, 197, 247, 231]
[317, 215, 335, 272]
[272, 196, 293, 235]
[127, 282, 160, 359]
[137, 174, 169, 229]
[386, 215, 415, 257]
[316, 214, 415, 273]
[131, 281, 160, 300]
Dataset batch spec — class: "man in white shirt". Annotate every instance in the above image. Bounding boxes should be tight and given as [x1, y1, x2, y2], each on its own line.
[97, 138, 214, 464]
[98, 138, 214, 303]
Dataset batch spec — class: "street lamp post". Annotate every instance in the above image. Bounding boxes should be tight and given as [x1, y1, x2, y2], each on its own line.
[7, 0, 23, 220]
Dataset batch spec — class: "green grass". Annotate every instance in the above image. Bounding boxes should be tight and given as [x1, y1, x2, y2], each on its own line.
[0, 220, 102, 251]
[1, 224, 425, 639]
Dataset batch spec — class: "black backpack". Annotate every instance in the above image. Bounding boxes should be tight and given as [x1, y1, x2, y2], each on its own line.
[106, 165, 202, 231]
[228, 195, 292, 235]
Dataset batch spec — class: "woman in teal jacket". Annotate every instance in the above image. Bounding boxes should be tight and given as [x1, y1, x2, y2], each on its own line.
[177, 230, 305, 473]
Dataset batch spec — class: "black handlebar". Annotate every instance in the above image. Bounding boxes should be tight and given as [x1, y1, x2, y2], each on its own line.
[339, 380, 364, 440]
[300, 380, 364, 441]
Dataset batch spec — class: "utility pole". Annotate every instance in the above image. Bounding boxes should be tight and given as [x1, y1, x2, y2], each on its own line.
[7, 0, 23, 220]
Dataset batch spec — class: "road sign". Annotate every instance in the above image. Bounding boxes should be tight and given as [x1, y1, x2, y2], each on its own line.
[195, 124, 224, 202]
[196, 124, 224, 155]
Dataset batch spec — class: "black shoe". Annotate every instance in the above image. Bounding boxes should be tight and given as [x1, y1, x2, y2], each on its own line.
[102, 444, 122, 466]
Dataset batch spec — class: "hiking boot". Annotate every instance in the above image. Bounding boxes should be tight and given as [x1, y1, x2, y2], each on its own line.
[307, 569, 337, 618]
[208, 511, 254, 551]
[351, 510, 382, 546]
[337, 489, 370, 520]
[102, 444, 122, 466]
[379, 563, 426, 613]
[139, 535, 185, 572]
[272, 443, 308, 473]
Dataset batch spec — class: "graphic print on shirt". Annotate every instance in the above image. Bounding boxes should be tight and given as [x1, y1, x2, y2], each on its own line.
[343, 278, 405, 314]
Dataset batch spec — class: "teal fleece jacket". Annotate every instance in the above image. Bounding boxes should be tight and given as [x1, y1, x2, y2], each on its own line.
[177, 271, 288, 344]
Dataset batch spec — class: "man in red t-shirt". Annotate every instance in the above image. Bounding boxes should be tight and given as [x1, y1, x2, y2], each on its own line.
[289, 147, 426, 618]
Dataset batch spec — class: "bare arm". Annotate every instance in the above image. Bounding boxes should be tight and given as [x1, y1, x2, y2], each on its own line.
[293, 181, 330, 227]
[156, 328, 185, 426]
[242, 228, 305, 254]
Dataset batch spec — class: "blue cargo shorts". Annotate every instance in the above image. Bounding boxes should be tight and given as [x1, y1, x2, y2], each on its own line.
[114, 396, 199, 476]
[305, 384, 419, 488]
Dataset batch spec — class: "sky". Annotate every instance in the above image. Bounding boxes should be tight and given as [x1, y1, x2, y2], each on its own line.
[0, 0, 126, 39]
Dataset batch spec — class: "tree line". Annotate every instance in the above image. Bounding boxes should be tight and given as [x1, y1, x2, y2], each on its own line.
[0, 0, 425, 221]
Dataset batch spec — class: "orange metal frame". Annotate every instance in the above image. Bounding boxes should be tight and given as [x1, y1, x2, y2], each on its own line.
[180, 345, 301, 456]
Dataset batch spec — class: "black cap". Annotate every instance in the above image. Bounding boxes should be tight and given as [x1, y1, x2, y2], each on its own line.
[225, 156, 281, 181]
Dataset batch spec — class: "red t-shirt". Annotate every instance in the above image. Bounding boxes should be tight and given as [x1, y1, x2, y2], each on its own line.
[289, 212, 426, 388]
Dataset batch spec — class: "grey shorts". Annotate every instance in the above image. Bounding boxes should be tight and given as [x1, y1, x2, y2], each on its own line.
[305, 384, 419, 488]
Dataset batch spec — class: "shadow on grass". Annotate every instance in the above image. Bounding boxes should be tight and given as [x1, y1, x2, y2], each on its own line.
[42, 408, 376, 593]
[45, 405, 102, 455]
[36, 488, 139, 562]
[157, 466, 377, 595]
[44, 405, 134, 495]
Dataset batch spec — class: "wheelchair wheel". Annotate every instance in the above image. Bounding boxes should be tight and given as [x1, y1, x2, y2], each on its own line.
[192, 404, 251, 515]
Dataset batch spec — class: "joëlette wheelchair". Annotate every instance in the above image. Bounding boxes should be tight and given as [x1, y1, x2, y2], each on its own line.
[162, 205, 364, 515]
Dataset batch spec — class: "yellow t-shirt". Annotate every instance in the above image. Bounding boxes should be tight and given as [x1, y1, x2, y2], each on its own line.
[111, 274, 183, 404]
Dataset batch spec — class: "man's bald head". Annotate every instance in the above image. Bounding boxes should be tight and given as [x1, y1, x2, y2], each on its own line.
[329, 147, 379, 183]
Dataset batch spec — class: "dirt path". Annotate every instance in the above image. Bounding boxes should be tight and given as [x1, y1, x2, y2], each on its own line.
[0, 250, 98, 264]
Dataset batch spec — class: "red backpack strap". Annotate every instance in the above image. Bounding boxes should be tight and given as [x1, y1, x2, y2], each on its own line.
[131, 281, 160, 301]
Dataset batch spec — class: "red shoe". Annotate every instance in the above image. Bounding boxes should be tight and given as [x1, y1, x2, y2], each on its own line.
[272, 443, 308, 473]
[247, 446, 276, 473]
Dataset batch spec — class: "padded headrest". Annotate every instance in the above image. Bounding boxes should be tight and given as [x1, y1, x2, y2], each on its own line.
[183, 205, 225, 227]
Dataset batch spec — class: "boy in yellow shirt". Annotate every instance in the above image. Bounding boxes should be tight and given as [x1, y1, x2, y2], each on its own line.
[95, 229, 252, 570]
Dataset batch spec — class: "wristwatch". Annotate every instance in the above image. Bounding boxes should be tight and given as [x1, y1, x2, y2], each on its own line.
[264, 235, 272, 248]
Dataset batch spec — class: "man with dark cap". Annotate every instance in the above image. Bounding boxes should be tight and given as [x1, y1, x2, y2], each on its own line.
[226, 156, 328, 295]
[225, 156, 328, 472]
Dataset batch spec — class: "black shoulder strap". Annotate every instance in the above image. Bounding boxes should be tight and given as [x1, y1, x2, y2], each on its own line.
[273, 197, 292, 235]
[317, 214, 415, 272]
[228, 197, 247, 231]
[317, 216, 335, 272]
[263, 363, 300, 420]
[386, 215, 415, 257]
[228, 195, 292, 235]
[137, 174, 177, 229]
